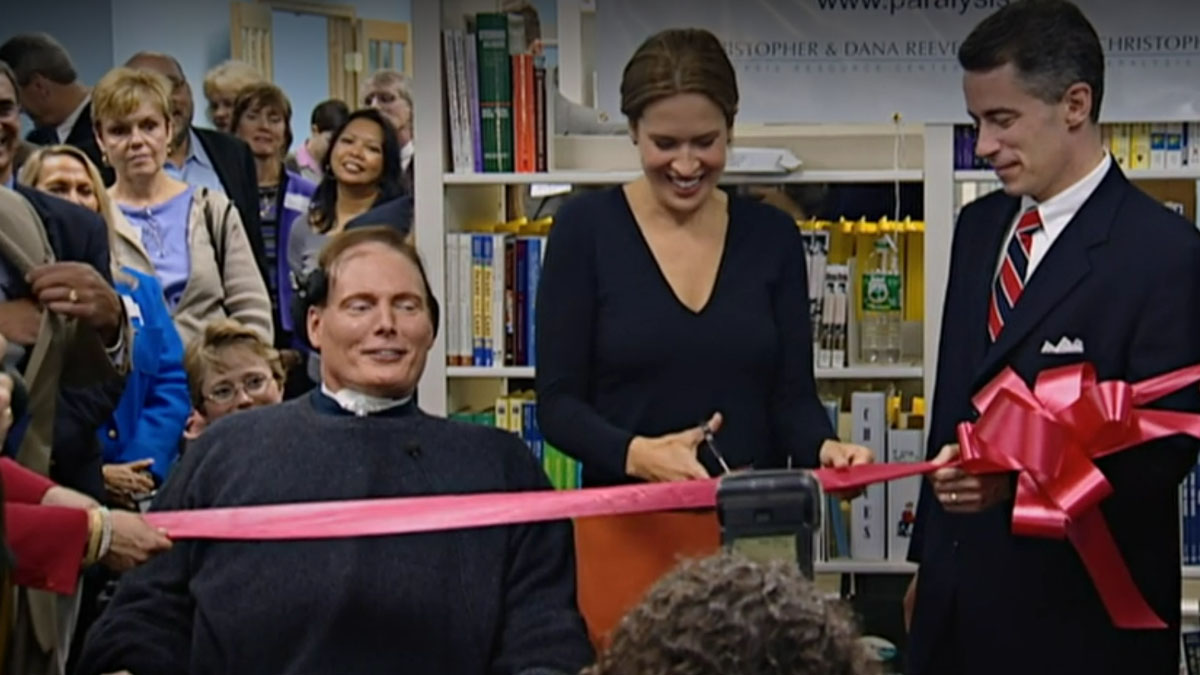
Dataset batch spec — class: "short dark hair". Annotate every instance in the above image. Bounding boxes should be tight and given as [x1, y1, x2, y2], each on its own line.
[230, 83, 294, 156]
[0, 33, 77, 86]
[310, 99, 349, 133]
[584, 552, 869, 675]
[0, 62, 19, 105]
[308, 108, 404, 234]
[958, 0, 1104, 123]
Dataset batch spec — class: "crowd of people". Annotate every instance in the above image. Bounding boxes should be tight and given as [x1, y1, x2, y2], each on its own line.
[0, 0, 1197, 673]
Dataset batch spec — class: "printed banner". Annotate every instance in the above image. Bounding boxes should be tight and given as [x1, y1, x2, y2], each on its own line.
[593, 0, 1200, 123]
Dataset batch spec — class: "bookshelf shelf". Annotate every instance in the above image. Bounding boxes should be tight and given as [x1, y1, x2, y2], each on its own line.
[447, 366, 923, 380]
[444, 168, 924, 186]
[815, 559, 917, 574]
[814, 366, 924, 380]
[1184, 566, 1200, 579]
[448, 366, 537, 379]
[955, 167, 1200, 182]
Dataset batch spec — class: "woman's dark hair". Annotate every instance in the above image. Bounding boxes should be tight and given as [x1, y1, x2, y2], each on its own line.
[307, 108, 403, 234]
[958, 0, 1104, 123]
[230, 83, 294, 158]
[620, 28, 739, 128]
[584, 552, 870, 675]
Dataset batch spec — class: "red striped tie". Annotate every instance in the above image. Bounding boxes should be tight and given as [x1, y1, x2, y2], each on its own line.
[988, 207, 1043, 342]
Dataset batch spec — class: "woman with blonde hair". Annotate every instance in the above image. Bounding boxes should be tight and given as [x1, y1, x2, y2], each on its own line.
[90, 66, 272, 346]
[202, 60, 264, 133]
[19, 144, 191, 503]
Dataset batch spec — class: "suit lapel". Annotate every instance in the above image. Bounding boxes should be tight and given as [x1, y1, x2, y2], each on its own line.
[974, 165, 1125, 384]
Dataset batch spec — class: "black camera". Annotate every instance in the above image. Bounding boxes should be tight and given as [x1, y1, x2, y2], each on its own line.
[716, 470, 821, 579]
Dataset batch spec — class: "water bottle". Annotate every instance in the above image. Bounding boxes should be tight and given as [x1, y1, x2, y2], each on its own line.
[860, 237, 902, 364]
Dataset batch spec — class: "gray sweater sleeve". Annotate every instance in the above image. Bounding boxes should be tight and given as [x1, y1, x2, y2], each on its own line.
[74, 438, 209, 675]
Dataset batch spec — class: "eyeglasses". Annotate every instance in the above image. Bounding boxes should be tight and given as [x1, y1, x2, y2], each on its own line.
[205, 373, 272, 405]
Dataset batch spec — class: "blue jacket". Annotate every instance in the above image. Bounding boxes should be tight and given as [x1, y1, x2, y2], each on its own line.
[98, 268, 191, 483]
[275, 169, 317, 339]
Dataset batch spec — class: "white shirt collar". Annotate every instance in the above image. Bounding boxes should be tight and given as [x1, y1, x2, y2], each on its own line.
[320, 383, 412, 417]
[57, 93, 91, 144]
[400, 141, 414, 171]
[1020, 152, 1112, 242]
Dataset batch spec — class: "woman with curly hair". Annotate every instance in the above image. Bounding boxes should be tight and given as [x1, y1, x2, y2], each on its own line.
[585, 552, 872, 675]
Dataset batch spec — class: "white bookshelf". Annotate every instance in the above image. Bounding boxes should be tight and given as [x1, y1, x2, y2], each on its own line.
[1184, 566, 1200, 579]
[447, 365, 924, 380]
[444, 168, 924, 186]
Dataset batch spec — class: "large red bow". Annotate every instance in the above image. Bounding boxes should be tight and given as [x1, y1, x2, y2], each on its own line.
[950, 362, 1200, 628]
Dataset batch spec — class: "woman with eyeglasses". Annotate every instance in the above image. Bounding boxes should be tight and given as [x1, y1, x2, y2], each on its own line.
[18, 144, 190, 505]
[181, 319, 288, 438]
[92, 66, 273, 347]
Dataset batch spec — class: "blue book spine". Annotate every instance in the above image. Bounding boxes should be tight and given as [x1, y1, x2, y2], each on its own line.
[472, 235, 484, 366]
[526, 237, 542, 367]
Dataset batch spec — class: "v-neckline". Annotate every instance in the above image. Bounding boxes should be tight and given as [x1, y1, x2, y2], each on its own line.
[618, 186, 732, 317]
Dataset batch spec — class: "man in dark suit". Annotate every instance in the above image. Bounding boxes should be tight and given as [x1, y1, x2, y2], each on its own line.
[122, 52, 268, 288]
[906, 3, 1200, 675]
[0, 33, 111, 184]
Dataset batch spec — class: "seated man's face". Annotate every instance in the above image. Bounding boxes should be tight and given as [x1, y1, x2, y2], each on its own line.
[309, 243, 434, 398]
[199, 345, 283, 423]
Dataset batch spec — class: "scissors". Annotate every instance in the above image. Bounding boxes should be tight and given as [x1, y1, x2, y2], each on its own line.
[700, 421, 732, 475]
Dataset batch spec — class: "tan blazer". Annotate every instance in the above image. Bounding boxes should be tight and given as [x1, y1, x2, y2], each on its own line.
[0, 187, 128, 675]
[114, 187, 273, 347]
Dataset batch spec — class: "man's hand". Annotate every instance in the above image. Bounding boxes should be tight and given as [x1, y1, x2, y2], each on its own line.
[818, 439, 875, 500]
[103, 460, 156, 509]
[0, 299, 42, 346]
[625, 413, 721, 482]
[27, 262, 122, 345]
[929, 443, 1012, 513]
[101, 510, 172, 572]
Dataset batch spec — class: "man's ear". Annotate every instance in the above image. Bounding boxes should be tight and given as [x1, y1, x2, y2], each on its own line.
[1062, 82, 1094, 128]
[628, 121, 638, 145]
[306, 305, 322, 352]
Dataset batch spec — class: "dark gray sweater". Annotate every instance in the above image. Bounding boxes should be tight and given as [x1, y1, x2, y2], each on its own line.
[77, 392, 594, 675]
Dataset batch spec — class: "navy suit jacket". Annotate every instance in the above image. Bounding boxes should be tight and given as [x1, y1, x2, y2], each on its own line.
[907, 164, 1200, 675]
[26, 101, 114, 186]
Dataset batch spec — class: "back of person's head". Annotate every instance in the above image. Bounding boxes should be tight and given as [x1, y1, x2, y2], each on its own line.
[620, 28, 739, 129]
[585, 552, 870, 675]
[92, 66, 172, 128]
[311, 98, 350, 134]
[958, 0, 1104, 123]
[202, 60, 264, 101]
[308, 108, 404, 233]
[183, 319, 288, 412]
[0, 33, 77, 86]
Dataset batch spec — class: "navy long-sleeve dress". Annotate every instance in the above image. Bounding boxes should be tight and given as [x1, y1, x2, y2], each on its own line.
[535, 186, 835, 486]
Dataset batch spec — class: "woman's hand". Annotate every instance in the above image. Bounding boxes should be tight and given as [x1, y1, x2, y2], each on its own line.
[100, 509, 172, 572]
[819, 439, 875, 500]
[625, 413, 722, 482]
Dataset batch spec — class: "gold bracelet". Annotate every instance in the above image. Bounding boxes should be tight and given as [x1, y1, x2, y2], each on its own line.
[83, 509, 103, 566]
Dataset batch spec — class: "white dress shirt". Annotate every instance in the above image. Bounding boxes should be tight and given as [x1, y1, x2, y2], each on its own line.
[321, 383, 413, 417]
[995, 152, 1112, 283]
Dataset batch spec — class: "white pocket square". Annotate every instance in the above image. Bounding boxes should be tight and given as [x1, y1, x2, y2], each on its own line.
[1040, 336, 1084, 355]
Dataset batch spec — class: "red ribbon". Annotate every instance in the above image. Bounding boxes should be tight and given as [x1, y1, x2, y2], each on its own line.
[145, 363, 1200, 630]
